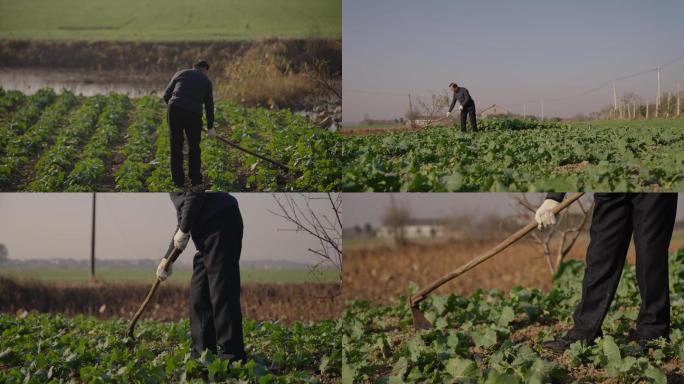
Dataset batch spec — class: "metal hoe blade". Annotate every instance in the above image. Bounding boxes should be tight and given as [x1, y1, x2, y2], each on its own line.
[409, 192, 585, 329]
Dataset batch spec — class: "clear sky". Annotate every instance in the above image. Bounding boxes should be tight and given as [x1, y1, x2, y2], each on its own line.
[0, 193, 339, 265]
[343, 0, 684, 122]
[343, 193, 684, 228]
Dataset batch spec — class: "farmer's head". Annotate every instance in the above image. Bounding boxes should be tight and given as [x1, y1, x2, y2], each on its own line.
[194, 60, 210, 73]
[449, 82, 458, 91]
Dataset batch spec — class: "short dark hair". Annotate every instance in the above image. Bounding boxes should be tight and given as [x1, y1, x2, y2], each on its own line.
[195, 60, 210, 70]
[449, 82, 458, 89]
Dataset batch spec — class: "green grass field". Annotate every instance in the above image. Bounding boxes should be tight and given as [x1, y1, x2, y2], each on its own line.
[0, 0, 340, 41]
[0, 267, 340, 284]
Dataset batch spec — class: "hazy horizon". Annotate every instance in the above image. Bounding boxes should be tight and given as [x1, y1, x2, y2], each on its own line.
[343, 0, 684, 122]
[0, 193, 339, 266]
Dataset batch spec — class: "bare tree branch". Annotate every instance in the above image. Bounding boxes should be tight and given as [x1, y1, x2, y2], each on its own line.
[512, 194, 593, 277]
[269, 193, 343, 292]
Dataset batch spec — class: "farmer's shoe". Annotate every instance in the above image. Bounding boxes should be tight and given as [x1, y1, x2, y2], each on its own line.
[220, 352, 247, 365]
[541, 334, 593, 353]
[637, 335, 669, 350]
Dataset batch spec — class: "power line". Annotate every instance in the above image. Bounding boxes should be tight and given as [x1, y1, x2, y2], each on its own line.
[661, 49, 684, 68]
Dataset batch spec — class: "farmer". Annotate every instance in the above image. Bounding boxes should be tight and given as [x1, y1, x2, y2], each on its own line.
[163, 60, 217, 188]
[156, 192, 246, 362]
[446, 82, 477, 134]
[535, 193, 677, 352]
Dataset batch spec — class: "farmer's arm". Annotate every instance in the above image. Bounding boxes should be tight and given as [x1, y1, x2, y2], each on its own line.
[448, 92, 457, 112]
[205, 81, 214, 129]
[179, 193, 207, 233]
[163, 72, 179, 104]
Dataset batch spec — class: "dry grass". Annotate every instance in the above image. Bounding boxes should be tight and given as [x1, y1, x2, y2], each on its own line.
[0, 39, 341, 110]
[0, 277, 342, 324]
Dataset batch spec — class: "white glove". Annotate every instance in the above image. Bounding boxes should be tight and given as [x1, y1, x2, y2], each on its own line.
[446, 111, 451, 118]
[206, 129, 217, 138]
[459, 105, 464, 111]
[534, 199, 561, 230]
[173, 228, 190, 250]
[156, 258, 173, 281]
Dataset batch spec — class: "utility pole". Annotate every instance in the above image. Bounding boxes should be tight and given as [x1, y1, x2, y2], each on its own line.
[408, 94, 415, 128]
[667, 92, 671, 117]
[646, 97, 649, 119]
[612, 80, 618, 111]
[90, 192, 96, 282]
[540, 98, 544, 121]
[678, 83, 681, 117]
[633, 101, 636, 119]
[656, 66, 661, 118]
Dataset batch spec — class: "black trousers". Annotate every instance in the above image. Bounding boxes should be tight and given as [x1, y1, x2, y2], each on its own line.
[189, 205, 245, 361]
[459, 104, 477, 133]
[568, 193, 677, 340]
[168, 105, 202, 187]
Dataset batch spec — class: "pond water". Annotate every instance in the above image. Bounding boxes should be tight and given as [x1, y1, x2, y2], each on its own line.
[0, 68, 165, 97]
[0, 67, 341, 131]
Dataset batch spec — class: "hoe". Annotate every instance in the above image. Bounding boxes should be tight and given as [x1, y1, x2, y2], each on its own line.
[126, 245, 183, 338]
[409, 192, 585, 329]
[202, 128, 289, 171]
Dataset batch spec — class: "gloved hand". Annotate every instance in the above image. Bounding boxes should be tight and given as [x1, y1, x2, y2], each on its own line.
[156, 258, 173, 281]
[173, 228, 190, 250]
[534, 199, 561, 230]
[459, 105, 464, 111]
[206, 129, 217, 138]
[446, 111, 451, 118]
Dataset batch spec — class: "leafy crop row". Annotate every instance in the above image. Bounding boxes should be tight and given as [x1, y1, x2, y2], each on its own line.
[114, 96, 163, 191]
[455, 117, 568, 132]
[202, 103, 342, 191]
[146, 109, 176, 192]
[0, 89, 56, 157]
[27, 96, 105, 191]
[342, 247, 684, 383]
[0, 88, 26, 119]
[340, 120, 684, 191]
[0, 91, 81, 189]
[0, 89, 342, 191]
[0, 314, 341, 383]
[65, 94, 131, 191]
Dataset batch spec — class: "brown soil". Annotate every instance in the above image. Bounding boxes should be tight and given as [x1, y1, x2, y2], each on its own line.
[556, 160, 590, 174]
[0, 277, 342, 324]
[342, 237, 684, 304]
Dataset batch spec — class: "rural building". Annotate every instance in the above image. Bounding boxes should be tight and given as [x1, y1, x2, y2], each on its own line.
[377, 218, 447, 240]
[478, 104, 510, 118]
[405, 116, 438, 127]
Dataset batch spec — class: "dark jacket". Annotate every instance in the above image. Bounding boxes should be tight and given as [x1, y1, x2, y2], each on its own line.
[546, 193, 566, 203]
[163, 68, 214, 129]
[449, 87, 475, 112]
[170, 192, 238, 234]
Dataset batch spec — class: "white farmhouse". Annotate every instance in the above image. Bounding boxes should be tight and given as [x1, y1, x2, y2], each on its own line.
[377, 218, 447, 240]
